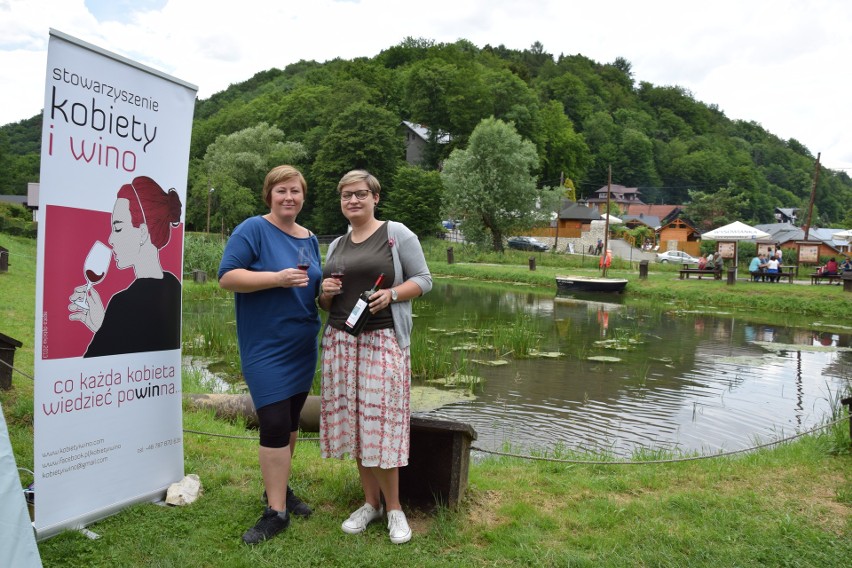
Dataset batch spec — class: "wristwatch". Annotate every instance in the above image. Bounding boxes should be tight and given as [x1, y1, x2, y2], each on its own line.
[390, 288, 398, 302]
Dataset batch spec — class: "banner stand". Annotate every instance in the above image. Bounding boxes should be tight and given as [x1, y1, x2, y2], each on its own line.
[0, 402, 42, 567]
[33, 29, 197, 540]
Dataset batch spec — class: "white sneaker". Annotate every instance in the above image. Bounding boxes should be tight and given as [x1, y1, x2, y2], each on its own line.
[341, 503, 383, 534]
[387, 509, 412, 544]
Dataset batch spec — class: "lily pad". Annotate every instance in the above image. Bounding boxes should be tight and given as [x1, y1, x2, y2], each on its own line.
[426, 374, 483, 387]
[593, 339, 634, 351]
[410, 385, 476, 411]
[718, 355, 768, 366]
[528, 350, 564, 358]
[587, 355, 623, 362]
[471, 359, 509, 366]
[452, 343, 494, 351]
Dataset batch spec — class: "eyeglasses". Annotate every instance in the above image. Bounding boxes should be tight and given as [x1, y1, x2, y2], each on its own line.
[340, 190, 372, 201]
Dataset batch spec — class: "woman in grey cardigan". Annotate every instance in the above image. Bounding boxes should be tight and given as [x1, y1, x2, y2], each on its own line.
[317, 169, 431, 545]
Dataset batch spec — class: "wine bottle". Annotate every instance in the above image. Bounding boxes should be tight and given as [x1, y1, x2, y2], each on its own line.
[344, 273, 385, 336]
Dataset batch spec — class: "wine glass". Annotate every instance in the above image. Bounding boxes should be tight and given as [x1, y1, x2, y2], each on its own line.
[74, 241, 111, 310]
[296, 246, 310, 271]
[330, 257, 345, 294]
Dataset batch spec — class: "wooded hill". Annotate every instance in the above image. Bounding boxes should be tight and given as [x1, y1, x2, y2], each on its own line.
[1, 38, 850, 235]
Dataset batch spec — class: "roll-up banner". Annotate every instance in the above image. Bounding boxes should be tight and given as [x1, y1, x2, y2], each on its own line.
[33, 29, 197, 539]
[0, 402, 42, 566]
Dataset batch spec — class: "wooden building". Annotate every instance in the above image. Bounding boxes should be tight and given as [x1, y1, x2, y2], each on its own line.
[656, 218, 701, 256]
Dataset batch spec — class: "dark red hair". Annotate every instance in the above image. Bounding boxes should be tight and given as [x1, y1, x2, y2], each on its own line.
[116, 176, 182, 249]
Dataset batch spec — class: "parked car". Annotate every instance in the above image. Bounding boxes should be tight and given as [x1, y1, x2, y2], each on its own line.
[442, 219, 462, 230]
[656, 250, 699, 265]
[507, 236, 549, 252]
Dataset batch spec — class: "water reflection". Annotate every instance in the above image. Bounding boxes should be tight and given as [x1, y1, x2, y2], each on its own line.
[414, 281, 851, 457]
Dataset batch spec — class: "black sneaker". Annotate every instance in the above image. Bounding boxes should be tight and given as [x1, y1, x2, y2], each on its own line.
[242, 507, 290, 545]
[286, 485, 313, 518]
[261, 485, 313, 518]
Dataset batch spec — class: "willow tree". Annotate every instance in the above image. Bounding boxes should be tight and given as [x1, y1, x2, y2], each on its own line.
[441, 117, 544, 251]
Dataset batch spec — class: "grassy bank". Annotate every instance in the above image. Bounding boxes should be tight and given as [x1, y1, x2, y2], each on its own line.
[1, 234, 850, 567]
[418, 239, 851, 323]
[183, 232, 851, 323]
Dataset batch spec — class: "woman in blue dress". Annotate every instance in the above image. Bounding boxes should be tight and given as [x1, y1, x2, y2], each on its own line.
[218, 165, 321, 544]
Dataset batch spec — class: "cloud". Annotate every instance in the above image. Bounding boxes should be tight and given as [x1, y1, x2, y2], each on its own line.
[84, 0, 168, 24]
[2, 0, 850, 170]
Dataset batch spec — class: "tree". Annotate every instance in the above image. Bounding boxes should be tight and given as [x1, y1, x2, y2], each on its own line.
[5, 36, 852, 226]
[628, 225, 654, 249]
[614, 127, 660, 187]
[381, 166, 444, 238]
[561, 177, 578, 201]
[309, 102, 401, 234]
[482, 68, 540, 141]
[190, 123, 307, 233]
[682, 186, 749, 232]
[441, 117, 541, 251]
[535, 100, 591, 185]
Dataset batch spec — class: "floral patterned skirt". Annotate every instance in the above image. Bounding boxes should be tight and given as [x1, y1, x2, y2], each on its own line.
[320, 326, 410, 469]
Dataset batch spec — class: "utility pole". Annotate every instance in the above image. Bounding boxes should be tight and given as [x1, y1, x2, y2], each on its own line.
[802, 153, 821, 241]
[602, 165, 612, 277]
[206, 187, 214, 234]
[554, 171, 563, 253]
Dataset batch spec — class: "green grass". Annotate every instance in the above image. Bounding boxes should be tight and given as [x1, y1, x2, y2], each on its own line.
[30, 417, 852, 568]
[2, 234, 851, 567]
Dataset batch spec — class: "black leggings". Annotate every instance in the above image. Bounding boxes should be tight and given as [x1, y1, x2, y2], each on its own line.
[256, 392, 308, 448]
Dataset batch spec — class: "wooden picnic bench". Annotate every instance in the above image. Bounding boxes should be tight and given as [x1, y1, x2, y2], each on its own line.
[679, 268, 722, 280]
[775, 270, 794, 283]
[754, 268, 794, 283]
[810, 272, 842, 285]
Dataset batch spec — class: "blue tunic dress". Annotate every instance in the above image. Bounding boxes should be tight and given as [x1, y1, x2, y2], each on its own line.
[218, 216, 321, 409]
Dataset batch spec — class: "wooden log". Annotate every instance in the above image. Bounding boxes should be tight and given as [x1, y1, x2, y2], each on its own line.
[183, 393, 477, 509]
[184, 393, 320, 431]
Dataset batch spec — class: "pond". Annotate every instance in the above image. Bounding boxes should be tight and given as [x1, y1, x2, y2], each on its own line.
[409, 279, 851, 457]
[184, 279, 851, 458]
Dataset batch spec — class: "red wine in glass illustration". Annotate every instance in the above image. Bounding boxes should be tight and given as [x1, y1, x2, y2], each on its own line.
[74, 241, 111, 310]
[297, 246, 310, 271]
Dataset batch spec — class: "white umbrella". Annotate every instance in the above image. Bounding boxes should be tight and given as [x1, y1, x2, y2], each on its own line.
[702, 221, 770, 241]
[702, 221, 771, 272]
[602, 213, 623, 224]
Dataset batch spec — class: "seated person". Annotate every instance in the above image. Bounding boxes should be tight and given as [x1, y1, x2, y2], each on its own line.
[822, 258, 839, 275]
[713, 254, 724, 271]
[765, 256, 780, 282]
[748, 254, 766, 281]
[840, 257, 852, 272]
[697, 255, 707, 270]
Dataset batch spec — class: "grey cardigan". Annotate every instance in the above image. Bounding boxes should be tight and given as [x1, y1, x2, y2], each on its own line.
[325, 221, 432, 348]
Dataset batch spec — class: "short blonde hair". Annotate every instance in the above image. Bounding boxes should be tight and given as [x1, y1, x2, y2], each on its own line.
[337, 169, 381, 195]
[262, 165, 307, 207]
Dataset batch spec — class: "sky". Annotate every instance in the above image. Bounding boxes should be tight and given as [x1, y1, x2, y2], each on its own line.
[2, 0, 850, 171]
